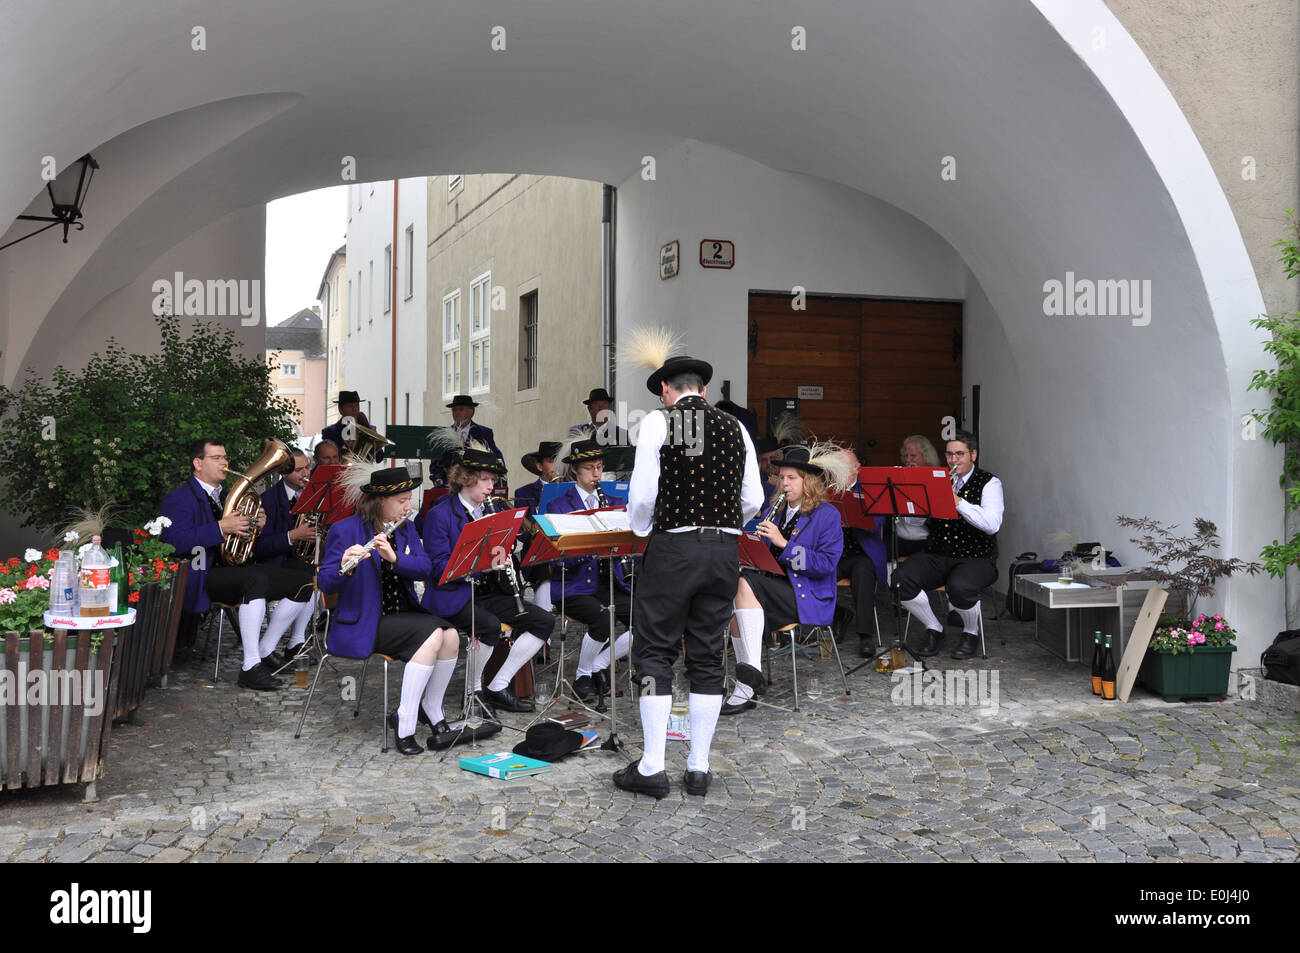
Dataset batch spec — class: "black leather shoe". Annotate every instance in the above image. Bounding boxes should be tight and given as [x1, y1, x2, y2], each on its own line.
[612, 759, 670, 799]
[425, 719, 457, 751]
[591, 668, 610, 698]
[388, 710, 424, 756]
[951, 634, 980, 660]
[238, 664, 281, 690]
[913, 629, 944, 658]
[472, 691, 499, 720]
[574, 674, 598, 702]
[283, 644, 317, 666]
[734, 663, 765, 697]
[481, 685, 535, 713]
[720, 699, 755, 716]
[261, 651, 288, 671]
[684, 770, 711, 796]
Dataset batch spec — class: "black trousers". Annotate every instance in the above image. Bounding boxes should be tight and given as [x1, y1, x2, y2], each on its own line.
[836, 552, 879, 638]
[563, 580, 633, 643]
[631, 530, 738, 696]
[893, 554, 997, 610]
[443, 589, 555, 647]
[205, 563, 312, 605]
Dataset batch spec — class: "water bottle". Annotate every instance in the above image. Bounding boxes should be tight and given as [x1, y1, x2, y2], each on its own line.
[79, 536, 112, 617]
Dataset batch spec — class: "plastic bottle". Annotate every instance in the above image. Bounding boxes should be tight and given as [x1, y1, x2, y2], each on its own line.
[79, 536, 112, 617]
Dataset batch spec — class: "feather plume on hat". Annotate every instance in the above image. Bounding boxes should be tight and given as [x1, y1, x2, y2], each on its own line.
[771, 411, 802, 447]
[621, 325, 684, 371]
[806, 439, 855, 491]
[53, 504, 117, 548]
[425, 425, 463, 456]
[552, 437, 577, 480]
[338, 460, 375, 507]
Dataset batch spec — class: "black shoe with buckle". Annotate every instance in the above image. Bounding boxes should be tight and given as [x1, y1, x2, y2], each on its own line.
[238, 664, 281, 691]
[574, 674, 598, 702]
[684, 770, 711, 796]
[481, 684, 534, 713]
[612, 759, 670, 799]
[720, 698, 755, 716]
[425, 718, 457, 751]
[951, 634, 980, 660]
[387, 710, 424, 756]
[913, 629, 944, 658]
[734, 663, 765, 697]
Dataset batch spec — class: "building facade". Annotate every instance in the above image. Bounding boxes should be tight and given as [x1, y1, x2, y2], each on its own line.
[267, 307, 326, 441]
[318, 244, 347, 427]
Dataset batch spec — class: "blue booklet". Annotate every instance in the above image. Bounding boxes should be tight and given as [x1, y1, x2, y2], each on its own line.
[538, 480, 629, 513]
[459, 752, 553, 780]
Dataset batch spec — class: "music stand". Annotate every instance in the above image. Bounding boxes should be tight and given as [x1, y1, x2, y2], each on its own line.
[843, 466, 958, 677]
[438, 506, 528, 753]
[286, 464, 350, 668]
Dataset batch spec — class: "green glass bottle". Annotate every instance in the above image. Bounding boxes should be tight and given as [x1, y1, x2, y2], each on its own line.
[110, 542, 126, 614]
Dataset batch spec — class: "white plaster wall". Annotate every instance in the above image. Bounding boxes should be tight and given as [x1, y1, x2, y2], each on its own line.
[344, 177, 427, 431]
[615, 140, 966, 413]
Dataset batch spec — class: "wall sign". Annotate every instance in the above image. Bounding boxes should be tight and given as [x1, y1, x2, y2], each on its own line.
[699, 239, 735, 269]
[659, 240, 679, 280]
[797, 385, 824, 400]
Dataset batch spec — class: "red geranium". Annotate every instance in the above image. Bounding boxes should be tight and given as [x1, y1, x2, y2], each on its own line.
[6, 558, 19, 568]
[44, 548, 59, 562]
[128, 591, 140, 603]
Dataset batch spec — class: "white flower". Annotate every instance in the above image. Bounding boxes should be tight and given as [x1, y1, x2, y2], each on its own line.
[23, 548, 41, 563]
[63, 531, 78, 542]
[77, 543, 92, 561]
[143, 515, 172, 536]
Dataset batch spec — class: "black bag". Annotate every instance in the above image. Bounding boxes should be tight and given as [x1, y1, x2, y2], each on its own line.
[1002, 551, 1044, 621]
[1262, 629, 1300, 687]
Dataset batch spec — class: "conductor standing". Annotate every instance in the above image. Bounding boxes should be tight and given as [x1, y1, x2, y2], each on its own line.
[615, 331, 764, 798]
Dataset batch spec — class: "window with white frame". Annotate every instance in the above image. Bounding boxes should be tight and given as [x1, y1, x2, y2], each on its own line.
[383, 245, 392, 313]
[404, 225, 414, 300]
[469, 271, 491, 392]
[280, 362, 300, 378]
[442, 291, 461, 399]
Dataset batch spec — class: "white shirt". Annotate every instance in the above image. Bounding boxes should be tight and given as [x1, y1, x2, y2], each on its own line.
[952, 470, 1004, 535]
[458, 491, 483, 520]
[627, 392, 765, 537]
[196, 477, 223, 505]
[896, 515, 930, 540]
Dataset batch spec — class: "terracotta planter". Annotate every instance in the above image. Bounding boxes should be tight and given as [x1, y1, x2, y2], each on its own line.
[1140, 644, 1236, 702]
[0, 629, 121, 800]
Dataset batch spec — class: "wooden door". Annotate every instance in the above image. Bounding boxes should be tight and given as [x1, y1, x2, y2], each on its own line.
[747, 293, 962, 466]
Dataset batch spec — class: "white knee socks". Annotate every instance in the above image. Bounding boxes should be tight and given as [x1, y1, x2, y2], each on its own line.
[532, 580, 552, 612]
[576, 634, 602, 678]
[488, 633, 544, 691]
[469, 640, 493, 691]
[903, 592, 942, 632]
[287, 595, 314, 649]
[955, 601, 982, 635]
[728, 608, 764, 704]
[259, 598, 301, 657]
[238, 599, 266, 671]
[397, 661, 435, 737]
[637, 695, 672, 775]
[593, 631, 631, 673]
[422, 658, 457, 726]
[688, 694, 722, 772]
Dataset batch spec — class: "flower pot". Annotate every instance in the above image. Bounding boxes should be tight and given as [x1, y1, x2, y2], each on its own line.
[1, 629, 121, 799]
[1139, 644, 1236, 702]
[150, 562, 188, 684]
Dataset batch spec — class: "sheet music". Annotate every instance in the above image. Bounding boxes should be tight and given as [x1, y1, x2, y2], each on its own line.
[542, 511, 632, 535]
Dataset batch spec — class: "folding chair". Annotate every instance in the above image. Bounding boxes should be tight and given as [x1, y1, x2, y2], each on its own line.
[901, 586, 989, 659]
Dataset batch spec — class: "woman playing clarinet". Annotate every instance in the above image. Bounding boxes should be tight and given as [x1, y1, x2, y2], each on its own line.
[318, 466, 461, 755]
[724, 442, 849, 715]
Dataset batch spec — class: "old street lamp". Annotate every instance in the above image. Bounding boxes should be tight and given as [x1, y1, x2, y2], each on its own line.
[1, 154, 99, 251]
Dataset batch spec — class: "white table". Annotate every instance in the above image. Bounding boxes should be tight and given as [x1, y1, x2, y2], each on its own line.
[1014, 573, 1124, 662]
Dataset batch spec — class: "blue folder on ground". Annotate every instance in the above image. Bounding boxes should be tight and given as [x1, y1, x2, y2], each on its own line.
[459, 752, 554, 780]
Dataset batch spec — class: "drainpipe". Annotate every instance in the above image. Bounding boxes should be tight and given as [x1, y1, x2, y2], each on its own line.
[602, 185, 616, 395]
[391, 179, 399, 466]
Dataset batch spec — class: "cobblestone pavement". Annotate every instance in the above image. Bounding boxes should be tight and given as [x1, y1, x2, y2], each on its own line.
[2, 614, 1298, 863]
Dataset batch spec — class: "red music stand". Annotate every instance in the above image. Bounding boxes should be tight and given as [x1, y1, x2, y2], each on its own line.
[292, 464, 350, 521]
[827, 487, 881, 532]
[739, 532, 785, 575]
[439, 507, 528, 585]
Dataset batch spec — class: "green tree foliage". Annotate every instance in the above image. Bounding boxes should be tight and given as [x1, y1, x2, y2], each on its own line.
[0, 315, 297, 533]
[1250, 210, 1300, 577]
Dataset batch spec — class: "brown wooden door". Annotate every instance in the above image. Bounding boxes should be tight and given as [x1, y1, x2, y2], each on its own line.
[747, 293, 962, 466]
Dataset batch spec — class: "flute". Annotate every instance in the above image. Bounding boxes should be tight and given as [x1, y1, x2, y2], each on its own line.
[341, 510, 412, 574]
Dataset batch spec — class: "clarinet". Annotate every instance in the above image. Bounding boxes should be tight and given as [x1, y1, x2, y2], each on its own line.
[595, 486, 636, 582]
[480, 496, 528, 616]
[341, 510, 411, 574]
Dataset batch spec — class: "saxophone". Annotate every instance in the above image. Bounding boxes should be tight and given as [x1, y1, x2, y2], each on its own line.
[219, 438, 295, 565]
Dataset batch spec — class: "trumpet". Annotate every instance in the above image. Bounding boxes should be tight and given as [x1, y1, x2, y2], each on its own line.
[341, 510, 412, 574]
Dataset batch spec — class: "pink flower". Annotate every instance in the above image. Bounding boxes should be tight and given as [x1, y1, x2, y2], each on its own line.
[1191, 619, 1200, 629]
[1215, 621, 1224, 631]
[23, 574, 49, 591]
[0, 588, 14, 604]
[1214, 614, 1222, 620]
[1188, 631, 1206, 646]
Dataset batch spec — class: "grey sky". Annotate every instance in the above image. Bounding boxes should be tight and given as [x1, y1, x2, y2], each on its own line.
[264, 185, 347, 326]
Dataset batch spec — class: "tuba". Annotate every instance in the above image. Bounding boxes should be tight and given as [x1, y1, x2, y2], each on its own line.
[341, 414, 396, 463]
[220, 438, 295, 565]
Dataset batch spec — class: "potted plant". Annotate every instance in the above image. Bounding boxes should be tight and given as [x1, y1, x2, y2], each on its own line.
[1140, 614, 1239, 701]
[0, 548, 121, 798]
[1116, 515, 1261, 701]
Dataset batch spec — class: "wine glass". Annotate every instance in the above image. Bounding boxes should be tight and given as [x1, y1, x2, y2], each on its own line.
[805, 675, 823, 718]
[1058, 562, 1074, 587]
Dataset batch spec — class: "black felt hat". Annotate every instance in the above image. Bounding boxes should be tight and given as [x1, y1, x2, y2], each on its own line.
[361, 468, 420, 496]
[772, 445, 824, 476]
[512, 722, 586, 761]
[755, 435, 780, 455]
[521, 441, 562, 476]
[582, 387, 613, 405]
[645, 355, 713, 396]
[455, 447, 506, 476]
[446, 394, 479, 409]
[562, 438, 607, 466]
[335, 390, 360, 405]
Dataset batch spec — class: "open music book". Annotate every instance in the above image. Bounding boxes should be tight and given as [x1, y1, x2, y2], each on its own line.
[533, 510, 631, 537]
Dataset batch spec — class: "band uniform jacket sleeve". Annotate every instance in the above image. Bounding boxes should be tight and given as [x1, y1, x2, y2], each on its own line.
[317, 516, 427, 658]
[160, 477, 225, 614]
[419, 495, 473, 616]
[955, 474, 1004, 535]
[779, 501, 844, 626]
[545, 484, 631, 595]
[252, 481, 293, 566]
[627, 407, 668, 536]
